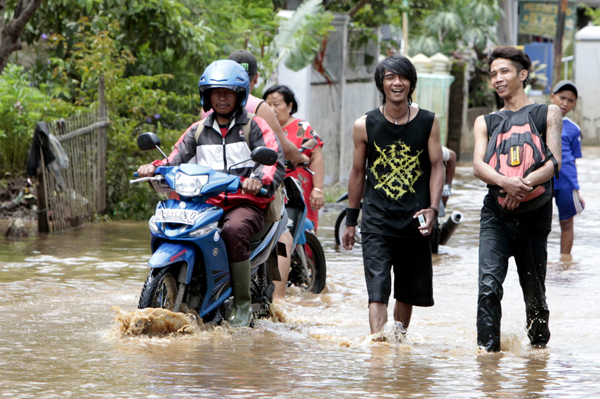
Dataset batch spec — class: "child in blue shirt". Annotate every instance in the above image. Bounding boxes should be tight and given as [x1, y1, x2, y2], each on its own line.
[550, 80, 585, 255]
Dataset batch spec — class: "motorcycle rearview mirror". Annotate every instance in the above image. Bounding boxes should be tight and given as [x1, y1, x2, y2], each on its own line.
[137, 132, 169, 162]
[250, 146, 278, 166]
[137, 132, 160, 151]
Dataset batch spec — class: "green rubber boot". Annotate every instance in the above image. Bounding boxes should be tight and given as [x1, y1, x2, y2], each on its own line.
[227, 259, 254, 328]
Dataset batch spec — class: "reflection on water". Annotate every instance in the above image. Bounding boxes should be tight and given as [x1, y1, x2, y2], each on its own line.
[1, 147, 600, 397]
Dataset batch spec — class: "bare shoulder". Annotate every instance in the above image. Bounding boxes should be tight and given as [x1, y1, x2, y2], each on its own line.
[473, 114, 488, 133]
[353, 114, 367, 128]
[547, 104, 562, 121]
[352, 115, 368, 143]
[546, 104, 562, 132]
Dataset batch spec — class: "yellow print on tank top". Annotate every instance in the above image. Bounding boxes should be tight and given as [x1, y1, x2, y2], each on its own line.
[370, 140, 422, 200]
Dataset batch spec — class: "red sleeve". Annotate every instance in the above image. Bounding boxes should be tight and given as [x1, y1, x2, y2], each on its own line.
[301, 121, 324, 157]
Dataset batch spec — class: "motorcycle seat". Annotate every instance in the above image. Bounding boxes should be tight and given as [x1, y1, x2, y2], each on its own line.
[249, 222, 274, 251]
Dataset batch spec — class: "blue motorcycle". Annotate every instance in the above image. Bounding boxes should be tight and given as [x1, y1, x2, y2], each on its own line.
[131, 132, 287, 323]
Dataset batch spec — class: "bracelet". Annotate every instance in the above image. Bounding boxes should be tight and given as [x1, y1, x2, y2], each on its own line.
[428, 206, 439, 217]
[345, 208, 361, 226]
[313, 187, 323, 193]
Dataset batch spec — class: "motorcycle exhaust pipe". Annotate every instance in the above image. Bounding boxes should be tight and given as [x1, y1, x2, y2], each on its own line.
[439, 211, 464, 245]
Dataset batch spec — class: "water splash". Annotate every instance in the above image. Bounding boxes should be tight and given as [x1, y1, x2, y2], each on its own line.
[111, 306, 201, 337]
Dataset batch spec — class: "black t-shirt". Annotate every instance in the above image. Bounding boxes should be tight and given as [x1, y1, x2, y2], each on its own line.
[482, 104, 552, 230]
[361, 107, 435, 237]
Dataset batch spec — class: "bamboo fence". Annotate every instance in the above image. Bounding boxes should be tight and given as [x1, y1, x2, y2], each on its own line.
[37, 78, 109, 233]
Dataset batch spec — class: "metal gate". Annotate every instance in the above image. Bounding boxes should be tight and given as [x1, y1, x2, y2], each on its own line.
[37, 79, 109, 233]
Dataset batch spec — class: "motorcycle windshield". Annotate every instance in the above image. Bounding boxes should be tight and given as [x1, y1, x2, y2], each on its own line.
[156, 165, 240, 199]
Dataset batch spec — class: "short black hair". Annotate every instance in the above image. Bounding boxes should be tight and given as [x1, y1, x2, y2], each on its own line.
[262, 84, 298, 115]
[487, 46, 532, 88]
[374, 55, 417, 104]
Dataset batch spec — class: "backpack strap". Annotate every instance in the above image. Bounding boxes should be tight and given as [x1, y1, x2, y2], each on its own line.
[242, 112, 256, 148]
[191, 118, 207, 143]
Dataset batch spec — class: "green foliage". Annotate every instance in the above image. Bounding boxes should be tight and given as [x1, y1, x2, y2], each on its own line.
[409, 0, 503, 56]
[581, 4, 600, 25]
[0, 64, 75, 175]
[51, 23, 198, 219]
[2, 0, 336, 220]
[326, 0, 443, 56]
[272, 0, 335, 72]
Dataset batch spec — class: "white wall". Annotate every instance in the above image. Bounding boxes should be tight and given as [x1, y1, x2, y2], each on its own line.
[575, 26, 600, 145]
[276, 64, 311, 121]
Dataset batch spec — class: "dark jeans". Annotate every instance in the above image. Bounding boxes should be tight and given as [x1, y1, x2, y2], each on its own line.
[477, 214, 551, 352]
[220, 204, 264, 263]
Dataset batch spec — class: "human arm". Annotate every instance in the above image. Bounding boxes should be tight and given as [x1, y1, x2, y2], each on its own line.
[256, 102, 309, 166]
[442, 147, 456, 206]
[522, 104, 562, 187]
[472, 115, 533, 210]
[413, 117, 444, 235]
[247, 116, 286, 197]
[308, 145, 325, 211]
[342, 116, 368, 250]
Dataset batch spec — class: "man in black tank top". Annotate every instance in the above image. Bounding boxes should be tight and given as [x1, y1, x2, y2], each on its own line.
[473, 46, 562, 352]
[342, 55, 445, 338]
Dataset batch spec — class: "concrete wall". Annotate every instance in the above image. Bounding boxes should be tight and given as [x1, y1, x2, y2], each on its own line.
[277, 13, 380, 184]
[307, 81, 379, 184]
[575, 26, 600, 145]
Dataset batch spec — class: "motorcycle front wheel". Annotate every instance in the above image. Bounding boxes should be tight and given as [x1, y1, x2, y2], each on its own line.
[138, 266, 178, 309]
[334, 209, 361, 247]
[304, 231, 327, 294]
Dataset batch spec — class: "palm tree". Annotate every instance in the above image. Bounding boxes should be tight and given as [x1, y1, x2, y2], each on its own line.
[409, 0, 503, 56]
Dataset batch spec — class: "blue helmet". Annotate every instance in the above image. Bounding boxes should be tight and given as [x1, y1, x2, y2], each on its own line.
[198, 59, 250, 113]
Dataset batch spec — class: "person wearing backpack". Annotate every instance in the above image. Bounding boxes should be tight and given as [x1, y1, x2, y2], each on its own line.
[550, 81, 585, 256]
[472, 46, 562, 352]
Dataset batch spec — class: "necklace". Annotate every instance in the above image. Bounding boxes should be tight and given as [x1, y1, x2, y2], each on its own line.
[384, 104, 410, 125]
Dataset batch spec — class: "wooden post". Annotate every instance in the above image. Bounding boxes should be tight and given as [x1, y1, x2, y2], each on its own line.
[553, 0, 568, 86]
[97, 76, 107, 213]
[37, 152, 50, 234]
[337, 14, 350, 183]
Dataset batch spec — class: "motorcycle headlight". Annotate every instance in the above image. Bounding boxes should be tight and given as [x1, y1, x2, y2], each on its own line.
[149, 216, 160, 235]
[175, 173, 209, 197]
[188, 221, 219, 238]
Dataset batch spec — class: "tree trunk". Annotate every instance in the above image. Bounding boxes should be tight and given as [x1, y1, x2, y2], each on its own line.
[0, 0, 44, 74]
[553, 0, 568, 86]
[348, 0, 369, 18]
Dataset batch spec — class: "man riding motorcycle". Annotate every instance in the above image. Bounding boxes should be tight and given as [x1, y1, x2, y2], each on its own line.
[137, 60, 285, 327]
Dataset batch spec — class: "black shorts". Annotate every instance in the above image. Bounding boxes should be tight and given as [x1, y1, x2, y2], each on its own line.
[361, 233, 434, 307]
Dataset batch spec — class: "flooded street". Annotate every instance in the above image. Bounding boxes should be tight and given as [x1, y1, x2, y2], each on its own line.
[2, 147, 600, 398]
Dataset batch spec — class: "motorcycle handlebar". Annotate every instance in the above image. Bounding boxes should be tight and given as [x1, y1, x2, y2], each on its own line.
[285, 160, 314, 175]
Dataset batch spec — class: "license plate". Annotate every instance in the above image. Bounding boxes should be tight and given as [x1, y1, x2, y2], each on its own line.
[154, 209, 199, 225]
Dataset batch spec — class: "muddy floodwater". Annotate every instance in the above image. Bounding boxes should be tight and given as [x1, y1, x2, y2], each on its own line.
[2, 148, 600, 398]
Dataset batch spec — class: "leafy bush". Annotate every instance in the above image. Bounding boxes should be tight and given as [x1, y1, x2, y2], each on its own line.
[0, 64, 75, 175]
[50, 19, 199, 219]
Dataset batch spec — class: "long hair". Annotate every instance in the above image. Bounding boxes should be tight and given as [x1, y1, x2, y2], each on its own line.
[374, 55, 417, 104]
[262, 84, 298, 115]
[487, 46, 532, 88]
